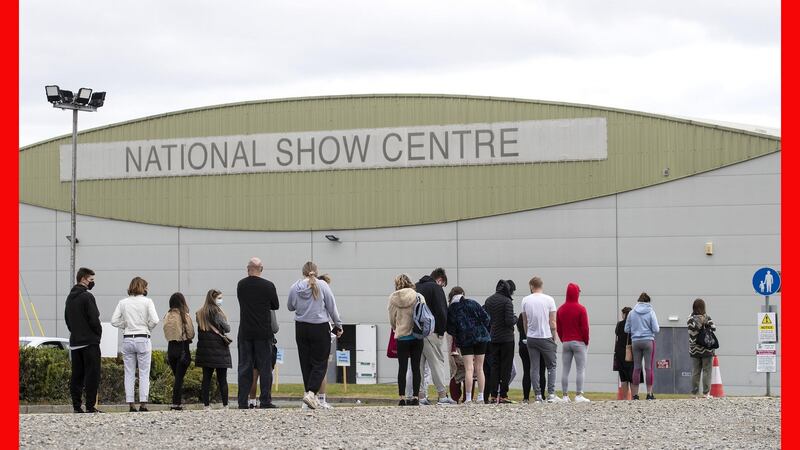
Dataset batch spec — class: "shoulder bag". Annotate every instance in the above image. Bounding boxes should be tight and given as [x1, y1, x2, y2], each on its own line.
[696, 322, 720, 350]
[624, 334, 633, 362]
[387, 329, 398, 358]
[208, 322, 233, 346]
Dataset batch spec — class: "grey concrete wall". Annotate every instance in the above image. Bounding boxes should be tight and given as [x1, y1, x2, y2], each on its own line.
[19, 152, 780, 395]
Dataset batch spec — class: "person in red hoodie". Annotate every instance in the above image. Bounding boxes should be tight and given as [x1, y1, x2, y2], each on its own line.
[556, 283, 590, 402]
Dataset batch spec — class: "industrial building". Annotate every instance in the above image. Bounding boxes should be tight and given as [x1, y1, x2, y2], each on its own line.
[19, 94, 780, 395]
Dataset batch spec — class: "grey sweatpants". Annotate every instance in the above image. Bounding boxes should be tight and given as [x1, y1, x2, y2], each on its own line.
[420, 334, 449, 396]
[691, 356, 713, 395]
[527, 337, 557, 398]
[561, 341, 587, 394]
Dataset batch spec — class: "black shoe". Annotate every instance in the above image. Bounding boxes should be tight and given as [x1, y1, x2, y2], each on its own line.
[73, 408, 85, 414]
[646, 393, 656, 400]
[398, 399, 406, 406]
[86, 407, 103, 413]
[409, 398, 419, 406]
[238, 405, 250, 410]
[138, 406, 149, 412]
[259, 403, 279, 409]
[129, 406, 138, 412]
[169, 406, 183, 411]
[632, 395, 640, 400]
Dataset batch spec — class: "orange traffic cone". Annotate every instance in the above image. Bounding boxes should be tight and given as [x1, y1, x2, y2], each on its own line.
[710, 355, 725, 398]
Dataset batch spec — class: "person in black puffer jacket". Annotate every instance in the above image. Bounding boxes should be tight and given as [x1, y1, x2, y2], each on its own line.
[446, 287, 490, 403]
[484, 280, 517, 403]
[195, 289, 232, 409]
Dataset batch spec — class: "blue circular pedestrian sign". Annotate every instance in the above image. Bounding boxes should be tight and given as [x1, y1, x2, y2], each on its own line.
[753, 267, 781, 296]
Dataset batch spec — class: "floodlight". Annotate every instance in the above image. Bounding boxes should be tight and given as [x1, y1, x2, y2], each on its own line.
[88, 91, 106, 108]
[45, 85, 60, 103]
[75, 88, 92, 105]
[59, 89, 74, 104]
[325, 234, 340, 242]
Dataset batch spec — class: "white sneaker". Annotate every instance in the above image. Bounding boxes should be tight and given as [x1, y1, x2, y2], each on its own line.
[301, 402, 309, 410]
[437, 396, 457, 405]
[463, 399, 472, 404]
[318, 396, 334, 409]
[248, 399, 256, 408]
[302, 391, 319, 409]
[562, 395, 571, 402]
[574, 394, 591, 403]
[547, 394, 565, 403]
[534, 396, 544, 404]
[705, 394, 713, 399]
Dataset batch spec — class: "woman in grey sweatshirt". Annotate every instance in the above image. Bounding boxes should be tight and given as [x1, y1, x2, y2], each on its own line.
[287, 261, 343, 409]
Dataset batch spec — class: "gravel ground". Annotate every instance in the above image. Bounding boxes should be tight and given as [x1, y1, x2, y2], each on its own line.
[20, 397, 780, 449]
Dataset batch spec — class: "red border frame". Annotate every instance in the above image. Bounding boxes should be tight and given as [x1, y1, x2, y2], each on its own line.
[6, 0, 19, 445]
[781, 1, 794, 447]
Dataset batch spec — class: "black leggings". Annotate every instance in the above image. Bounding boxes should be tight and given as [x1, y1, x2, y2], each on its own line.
[167, 341, 191, 406]
[519, 342, 546, 400]
[397, 338, 423, 397]
[201, 367, 228, 406]
[295, 322, 332, 393]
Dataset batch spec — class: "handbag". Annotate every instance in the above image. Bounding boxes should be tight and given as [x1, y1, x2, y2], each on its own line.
[387, 329, 398, 358]
[209, 323, 232, 346]
[696, 322, 720, 350]
[624, 334, 633, 362]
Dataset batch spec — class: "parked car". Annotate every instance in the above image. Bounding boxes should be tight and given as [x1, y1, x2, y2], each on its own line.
[19, 336, 70, 351]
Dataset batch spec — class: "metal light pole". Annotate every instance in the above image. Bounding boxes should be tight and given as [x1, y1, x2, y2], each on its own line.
[45, 86, 106, 286]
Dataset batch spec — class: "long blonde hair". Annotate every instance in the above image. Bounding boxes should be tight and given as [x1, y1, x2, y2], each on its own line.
[394, 274, 414, 291]
[303, 261, 320, 300]
[197, 289, 225, 331]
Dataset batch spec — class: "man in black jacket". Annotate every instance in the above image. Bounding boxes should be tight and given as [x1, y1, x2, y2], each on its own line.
[236, 257, 281, 409]
[484, 279, 517, 403]
[64, 267, 102, 413]
[416, 268, 457, 405]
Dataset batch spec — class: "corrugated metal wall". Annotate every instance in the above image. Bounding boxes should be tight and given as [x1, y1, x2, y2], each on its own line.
[19, 95, 780, 231]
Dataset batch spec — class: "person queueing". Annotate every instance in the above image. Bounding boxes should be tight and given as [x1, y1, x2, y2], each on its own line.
[236, 257, 280, 410]
[516, 312, 547, 403]
[288, 261, 343, 410]
[688, 298, 716, 399]
[556, 282, 590, 402]
[446, 287, 491, 404]
[111, 277, 159, 412]
[64, 267, 102, 413]
[613, 307, 635, 399]
[483, 280, 517, 404]
[388, 274, 424, 405]
[625, 292, 660, 400]
[316, 273, 335, 409]
[415, 268, 457, 405]
[195, 289, 232, 410]
[521, 276, 563, 403]
[248, 309, 280, 408]
[162, 292, 195, 411]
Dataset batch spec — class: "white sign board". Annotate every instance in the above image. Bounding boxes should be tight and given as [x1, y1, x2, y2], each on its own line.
[356, 324, 377, 384]
[758, 312, 777, 343]
[60, 118, 608, 181]
[336, 350, 351, 367]
[275, 347, 284, 365]
[756, 343, 777, 373]
[99, 322, 118, 357]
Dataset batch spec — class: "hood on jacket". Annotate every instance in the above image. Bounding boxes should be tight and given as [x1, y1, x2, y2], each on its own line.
[494, 280, 515, 298]
[565, 283, 581, 303]
[418, 275, 435, 285]
[390, 288, 418, 308]
[67, 284, 88, 301]
[633, 302, 653, 314]
[292, 278, 321, 300]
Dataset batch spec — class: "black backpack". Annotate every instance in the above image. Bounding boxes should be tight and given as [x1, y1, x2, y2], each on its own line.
[696, 323, 719, 350]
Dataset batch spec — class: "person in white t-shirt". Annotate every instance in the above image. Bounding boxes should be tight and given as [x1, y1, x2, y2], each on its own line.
[520, 276, 563, 403]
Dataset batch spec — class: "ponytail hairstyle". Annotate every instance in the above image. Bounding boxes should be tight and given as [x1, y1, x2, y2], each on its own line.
[303, 261, 320, 300]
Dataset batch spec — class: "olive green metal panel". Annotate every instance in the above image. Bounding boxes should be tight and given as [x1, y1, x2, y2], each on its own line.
[19, 95, 780, 231]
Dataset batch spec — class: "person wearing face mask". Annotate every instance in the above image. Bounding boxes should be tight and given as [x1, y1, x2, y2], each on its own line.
[64, 267, 102, 413]
[195, 289, 233, 409]
[111, 276, 159, 412]
[236, 257, 280, 409]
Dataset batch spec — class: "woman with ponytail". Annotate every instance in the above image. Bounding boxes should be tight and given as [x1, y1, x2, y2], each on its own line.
[162, 292, 194, 410]
[287, 262, 343, 409]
